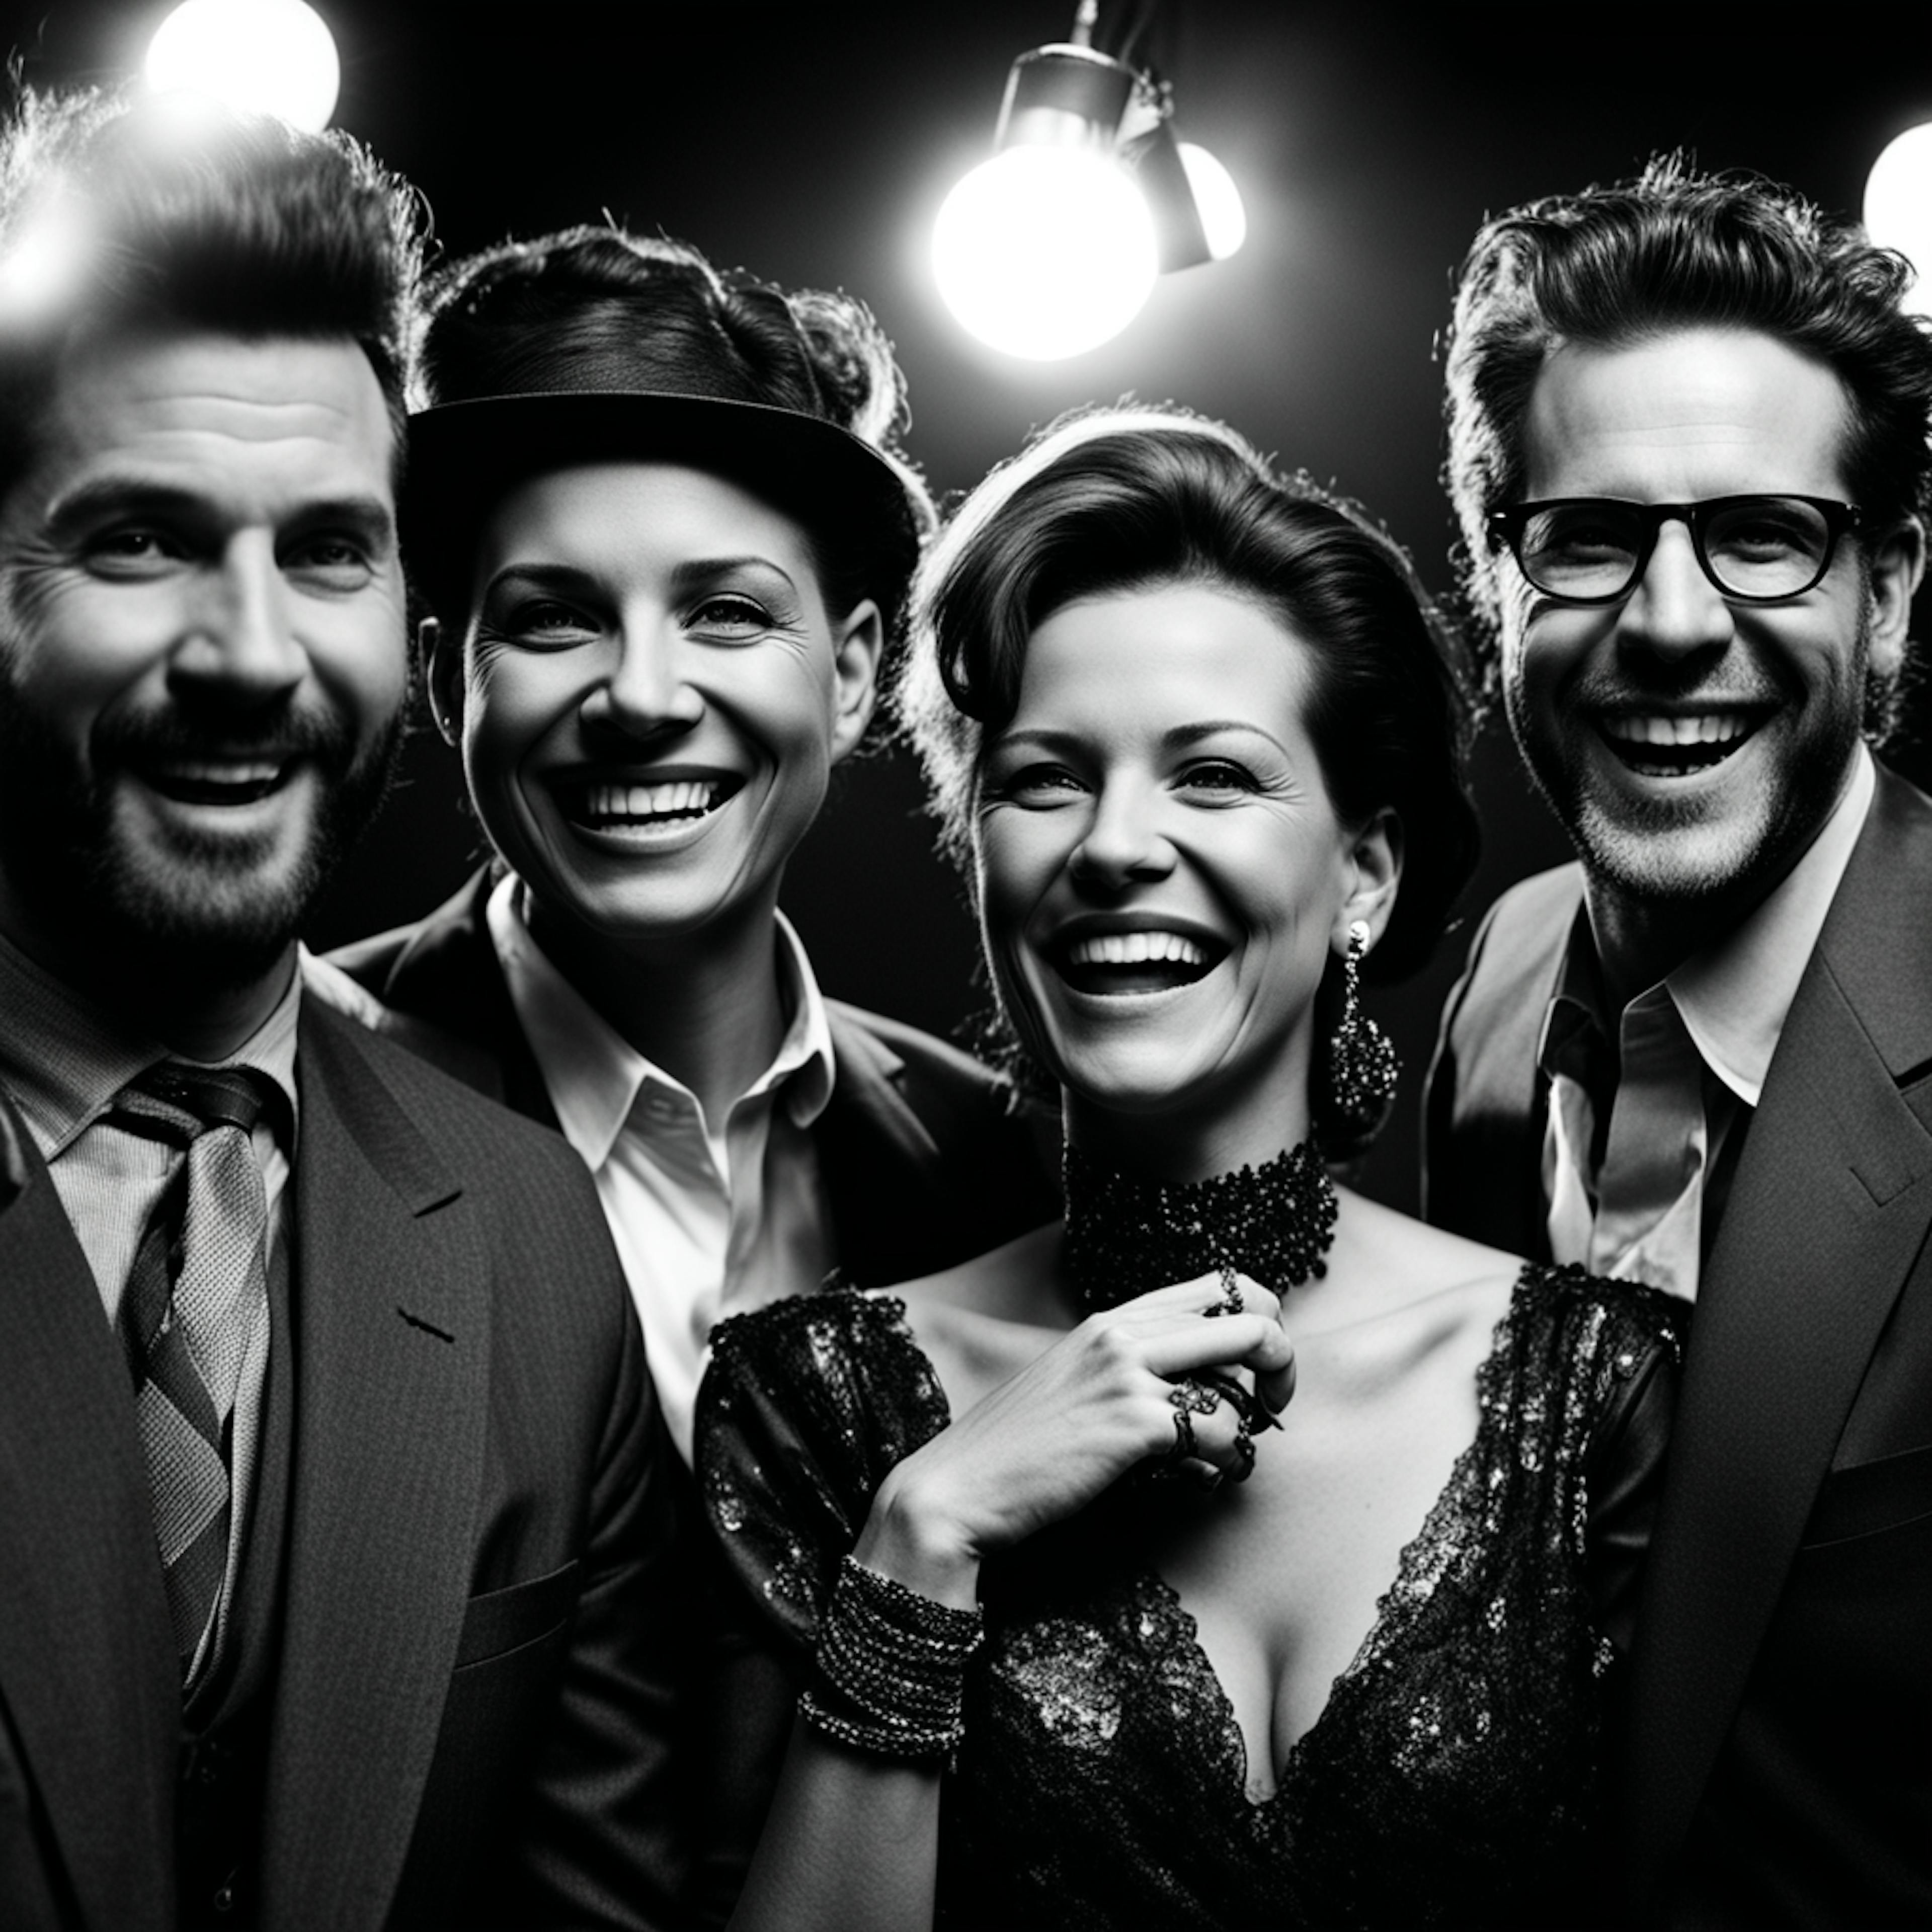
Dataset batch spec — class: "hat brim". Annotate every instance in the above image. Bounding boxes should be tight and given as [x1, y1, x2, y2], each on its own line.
[403, 390, 916, 613]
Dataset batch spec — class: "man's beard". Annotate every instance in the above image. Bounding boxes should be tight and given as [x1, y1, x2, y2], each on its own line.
[0, 677, 401, 994]
[1505, 605, 1881, 915]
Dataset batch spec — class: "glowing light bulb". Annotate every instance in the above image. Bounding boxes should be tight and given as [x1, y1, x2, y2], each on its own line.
[1865, 123, 1932, 317]
[1177, 143, 1246, 261]
[144, 0, 342, 132]
[934, 146, 1157, 360]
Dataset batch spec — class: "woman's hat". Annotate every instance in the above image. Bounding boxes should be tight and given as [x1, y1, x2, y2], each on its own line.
[402, 318, 920, 617]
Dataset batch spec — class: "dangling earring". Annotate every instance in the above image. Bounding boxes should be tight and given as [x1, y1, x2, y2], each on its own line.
[1325, 919, 1399, 1144]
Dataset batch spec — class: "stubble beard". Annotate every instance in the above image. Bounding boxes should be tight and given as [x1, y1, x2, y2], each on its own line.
[1505, 611, 1880, 917]
[0, 678, 401, 996]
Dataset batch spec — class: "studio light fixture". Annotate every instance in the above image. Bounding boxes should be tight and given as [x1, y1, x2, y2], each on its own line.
[144, 0, 342, 132]
[933, 1, 1246, 361]
[1866, 122, 1932, 318]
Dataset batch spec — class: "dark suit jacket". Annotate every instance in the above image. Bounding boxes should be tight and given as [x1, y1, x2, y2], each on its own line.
[1424, 764, 1932, 1927]
[327, 869, 1061, 1291]
[0, 1000, 690, 1932]
[327, 871, 1060, 1921]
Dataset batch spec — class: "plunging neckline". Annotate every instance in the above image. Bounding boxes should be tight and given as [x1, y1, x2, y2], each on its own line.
[896, 1266, 1534, 1801]
[1101, 1273, 1526, 1804]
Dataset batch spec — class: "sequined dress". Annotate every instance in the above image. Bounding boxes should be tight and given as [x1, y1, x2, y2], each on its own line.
[699, 1264, 1682, 1930]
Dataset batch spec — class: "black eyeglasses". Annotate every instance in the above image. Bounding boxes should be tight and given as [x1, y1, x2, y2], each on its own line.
[1485, 495, 1863, 605]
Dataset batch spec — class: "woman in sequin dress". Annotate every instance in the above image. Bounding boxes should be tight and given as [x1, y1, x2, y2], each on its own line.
[698, 407, 1685, 1930]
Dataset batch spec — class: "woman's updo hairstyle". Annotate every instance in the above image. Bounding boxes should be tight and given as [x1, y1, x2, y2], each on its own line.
[409, 224, 934, 706]
[899, 406, 1479, 1151]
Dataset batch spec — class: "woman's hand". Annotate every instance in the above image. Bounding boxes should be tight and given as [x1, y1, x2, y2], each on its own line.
[856, 1273, 1294, 1606]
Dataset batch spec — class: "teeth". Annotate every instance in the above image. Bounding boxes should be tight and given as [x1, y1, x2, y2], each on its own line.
[582, 780, 719, 822]
[1603, 713, 1751, 747]
[1069, 931, 1207, 968]
[159, 760, 283, 784]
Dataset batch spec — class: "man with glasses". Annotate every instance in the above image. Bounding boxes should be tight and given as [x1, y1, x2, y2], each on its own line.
[1428, 157, 1931, 1926]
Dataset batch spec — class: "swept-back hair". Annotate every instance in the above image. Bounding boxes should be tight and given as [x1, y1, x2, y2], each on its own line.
[902, 403, 1478, 985]
[0, 86, 423, 496]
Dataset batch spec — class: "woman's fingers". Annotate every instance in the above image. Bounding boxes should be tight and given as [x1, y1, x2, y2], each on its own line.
[1138, 1308, 1293, 1381]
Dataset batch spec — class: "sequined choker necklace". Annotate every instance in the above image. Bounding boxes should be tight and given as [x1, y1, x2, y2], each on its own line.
[1061, 1140, 1338, 1311]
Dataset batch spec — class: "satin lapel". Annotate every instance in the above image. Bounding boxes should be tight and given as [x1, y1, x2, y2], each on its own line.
[0, 1126, 176, 1932]
[259, 1008, 488, 1931]
[1625, 774, 1932, 1894]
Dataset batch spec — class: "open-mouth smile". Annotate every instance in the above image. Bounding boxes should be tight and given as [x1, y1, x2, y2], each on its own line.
[557, 775, 744, 834]
[1596, 710, 1766, 779]
[1054, 926, 1229, 996]
[138, 758, 294, 807]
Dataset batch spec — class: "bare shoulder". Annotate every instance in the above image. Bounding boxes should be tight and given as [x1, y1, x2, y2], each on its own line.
[1289, 1188, 1527, 1390]
[1332, 1186, 1523, 1306]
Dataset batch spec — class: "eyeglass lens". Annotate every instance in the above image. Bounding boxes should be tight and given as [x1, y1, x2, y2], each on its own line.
[1517, 497, 1835, 600]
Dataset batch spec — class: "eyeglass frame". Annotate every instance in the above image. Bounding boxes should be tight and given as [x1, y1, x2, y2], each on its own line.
[1484, 494, 1865, 606]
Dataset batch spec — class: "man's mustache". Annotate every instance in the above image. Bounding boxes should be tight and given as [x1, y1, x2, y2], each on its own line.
[92, 698, 358, 768]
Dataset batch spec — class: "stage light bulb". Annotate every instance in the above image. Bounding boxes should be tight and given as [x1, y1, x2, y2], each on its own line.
[1865, 123, 1932, 317]
[1177, 143, 1246, 261]
[934, 146, 1157, 360]
[145, 0, 342, 132]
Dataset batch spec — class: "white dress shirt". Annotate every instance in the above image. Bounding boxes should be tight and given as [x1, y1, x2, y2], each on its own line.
[486, 874, 837, 1461]
[1541, 745, 1876, 1297]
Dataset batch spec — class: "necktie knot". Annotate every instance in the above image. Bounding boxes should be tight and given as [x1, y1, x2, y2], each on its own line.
[113, 1062, 277, 1147]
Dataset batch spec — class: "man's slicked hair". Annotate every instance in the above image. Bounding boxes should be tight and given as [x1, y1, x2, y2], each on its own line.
[1443, 154, 1932, 706]
[0, 86, 424, 499]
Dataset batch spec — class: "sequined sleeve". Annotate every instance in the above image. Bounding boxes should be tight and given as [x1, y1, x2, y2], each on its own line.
[696, 1287, 952, 1661]
[1579, 1272, 1687, 1658]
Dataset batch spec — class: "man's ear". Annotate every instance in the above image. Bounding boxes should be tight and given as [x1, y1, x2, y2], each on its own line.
[1867, 516, 1924, 686]
[1334, 808, 1403, 954]
[828, 598, 885, 765]
[423, 619, 462, 748]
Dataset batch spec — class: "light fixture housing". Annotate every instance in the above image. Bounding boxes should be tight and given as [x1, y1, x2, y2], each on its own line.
[932, 13, 1243, 359]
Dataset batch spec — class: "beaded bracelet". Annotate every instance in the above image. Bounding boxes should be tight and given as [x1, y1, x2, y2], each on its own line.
[799, 1555, 984, 1763]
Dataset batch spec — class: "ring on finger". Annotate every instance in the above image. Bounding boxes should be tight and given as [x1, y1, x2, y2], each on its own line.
[1165, 1376, 1223, 1463]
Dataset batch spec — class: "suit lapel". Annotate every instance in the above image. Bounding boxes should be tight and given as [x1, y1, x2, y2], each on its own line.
[1625, 770, 1932, 1893]
[259, 1006, 489, 1930]
[377, 868, 560, 1131]
[0, 1121, 176, 1932]
[814, 1008, 946, 1282]
[1428, 868, 1581, 1255]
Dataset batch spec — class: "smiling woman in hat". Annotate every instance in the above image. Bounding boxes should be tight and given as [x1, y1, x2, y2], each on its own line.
[328, 227, 1057, 1473]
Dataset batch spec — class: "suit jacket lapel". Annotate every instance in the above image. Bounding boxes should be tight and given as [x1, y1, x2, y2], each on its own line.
[814, 1008, 947, 1283]
[374, 868, 559, 1131]
[0, 1120, 176, 1932]
[1426, 867, 1580, 1255]
[259, 1005, 489, 1930]
[1625, 769, 1932, 1895]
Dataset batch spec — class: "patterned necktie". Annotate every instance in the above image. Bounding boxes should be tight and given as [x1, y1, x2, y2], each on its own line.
[109, 1063, 275, 1685]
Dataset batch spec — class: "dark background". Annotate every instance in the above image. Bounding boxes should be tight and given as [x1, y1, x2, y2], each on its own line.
[12, 0, 1932, 1206]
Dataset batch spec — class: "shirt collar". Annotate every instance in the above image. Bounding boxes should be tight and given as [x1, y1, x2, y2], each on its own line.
[486, 873, 837, 1170]
[0, 927, 302, 1157]
[1540, 743, 1875, 1109]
